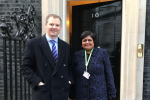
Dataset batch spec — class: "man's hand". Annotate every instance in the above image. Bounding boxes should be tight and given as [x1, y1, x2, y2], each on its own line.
[68, 81, 71, 84]
[38, 82, 45, 86]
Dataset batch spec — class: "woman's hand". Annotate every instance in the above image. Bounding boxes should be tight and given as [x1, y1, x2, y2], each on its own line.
[69, 99, 75, 100]
[108, 97, 113, 100]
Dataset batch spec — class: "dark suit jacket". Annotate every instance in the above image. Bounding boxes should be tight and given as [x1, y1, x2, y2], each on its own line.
[20, 35, 74, 100]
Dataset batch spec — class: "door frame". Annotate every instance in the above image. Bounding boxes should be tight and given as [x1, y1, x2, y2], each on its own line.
[41, 0, 146, 99]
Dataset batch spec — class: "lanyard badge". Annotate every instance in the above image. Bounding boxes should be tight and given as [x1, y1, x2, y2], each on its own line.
[83, 48, 93, 79]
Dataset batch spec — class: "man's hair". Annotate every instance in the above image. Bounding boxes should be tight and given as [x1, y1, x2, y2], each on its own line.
[45, 14, 62, 25]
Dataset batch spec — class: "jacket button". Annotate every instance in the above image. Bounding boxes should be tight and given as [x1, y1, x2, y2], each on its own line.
[63, 64, 66, 67]
[45, 63, 47, 67]
[61, 75, 63, 78]
[62, 88, 64, 90]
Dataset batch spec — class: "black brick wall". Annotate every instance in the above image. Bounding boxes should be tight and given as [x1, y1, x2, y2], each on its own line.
[0, 0, 42, 37]
[143, 0, 150, 100]
[0, 0, 41, 100]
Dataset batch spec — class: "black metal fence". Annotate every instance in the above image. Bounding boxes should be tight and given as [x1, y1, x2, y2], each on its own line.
[0, 5, 36, 100]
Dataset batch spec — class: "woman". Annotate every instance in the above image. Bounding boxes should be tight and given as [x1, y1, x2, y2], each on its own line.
[71, 31, 116, 100]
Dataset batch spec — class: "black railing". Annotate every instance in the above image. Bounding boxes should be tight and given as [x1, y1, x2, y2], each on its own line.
[0, 5, 36, 100]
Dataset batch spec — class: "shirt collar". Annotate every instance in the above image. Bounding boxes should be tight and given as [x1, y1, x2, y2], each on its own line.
[46, 33, 58, 43]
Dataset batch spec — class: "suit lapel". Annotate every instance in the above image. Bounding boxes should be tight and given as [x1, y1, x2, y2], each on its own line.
[40, 35, 55, 68]
[52, 38, 65, 76]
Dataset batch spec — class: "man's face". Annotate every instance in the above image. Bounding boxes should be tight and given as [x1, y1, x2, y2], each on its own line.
[45, 17, 61, 39]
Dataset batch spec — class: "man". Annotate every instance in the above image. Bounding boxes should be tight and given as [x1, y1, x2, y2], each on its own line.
[21, 14, 74, 100]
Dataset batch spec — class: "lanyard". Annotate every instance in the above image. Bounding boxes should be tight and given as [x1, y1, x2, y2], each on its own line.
[85, 48, 93, 71]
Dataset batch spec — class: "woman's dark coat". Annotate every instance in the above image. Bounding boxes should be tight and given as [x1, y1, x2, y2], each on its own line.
[72, 48, 116, 100]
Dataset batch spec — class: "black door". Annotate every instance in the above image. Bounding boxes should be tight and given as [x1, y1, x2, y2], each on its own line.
[72, 1, 122, 100]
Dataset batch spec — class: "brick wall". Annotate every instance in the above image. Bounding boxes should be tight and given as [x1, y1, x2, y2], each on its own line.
[0, 0, 41, 100]
[0, 0, 42, 37]
[143, 0, 150, 100]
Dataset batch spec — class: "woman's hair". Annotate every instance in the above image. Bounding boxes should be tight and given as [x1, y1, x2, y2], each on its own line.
[80, 31, 97, 47]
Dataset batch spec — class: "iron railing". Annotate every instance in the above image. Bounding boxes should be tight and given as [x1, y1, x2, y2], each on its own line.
[0, 5, 36, 100]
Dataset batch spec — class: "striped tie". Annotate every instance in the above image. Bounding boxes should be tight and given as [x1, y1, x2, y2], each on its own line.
[50, 40, 58, 63]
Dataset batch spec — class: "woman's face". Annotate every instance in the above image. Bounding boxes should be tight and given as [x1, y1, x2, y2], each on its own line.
[82, 35, 94, 51]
